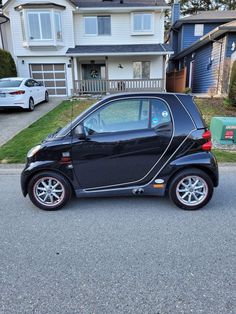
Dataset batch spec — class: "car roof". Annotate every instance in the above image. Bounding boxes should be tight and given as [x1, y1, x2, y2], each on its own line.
[0, 77, 27, 81]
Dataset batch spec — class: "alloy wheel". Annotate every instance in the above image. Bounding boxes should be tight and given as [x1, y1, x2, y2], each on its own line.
[176, 175, 208, 207]
[33, 177, 65, 207]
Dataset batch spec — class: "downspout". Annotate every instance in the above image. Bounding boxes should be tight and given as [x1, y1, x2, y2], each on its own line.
[0, 9, 9, 50]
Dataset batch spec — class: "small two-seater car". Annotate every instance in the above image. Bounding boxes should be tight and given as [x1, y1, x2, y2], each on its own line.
[21, 93, 218, 211]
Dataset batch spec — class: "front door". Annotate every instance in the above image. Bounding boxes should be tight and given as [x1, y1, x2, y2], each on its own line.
[71, 97, 173, 189]
[82, 64, 105, 80]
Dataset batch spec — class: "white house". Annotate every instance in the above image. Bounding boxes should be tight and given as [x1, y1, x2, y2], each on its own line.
[1, 0, 173, 96]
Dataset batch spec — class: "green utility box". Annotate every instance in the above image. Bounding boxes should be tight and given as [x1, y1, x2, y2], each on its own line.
[210, 117, 236, 145]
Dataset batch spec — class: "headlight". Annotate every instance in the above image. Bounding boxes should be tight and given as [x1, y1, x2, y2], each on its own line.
[27, 145, 41, 158]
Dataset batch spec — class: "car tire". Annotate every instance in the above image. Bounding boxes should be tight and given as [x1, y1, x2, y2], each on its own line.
[44, 91, 49, 103]
[169, 168, 214, 210]
[28, 98, 35, 111]
[28, 171, 72, 210]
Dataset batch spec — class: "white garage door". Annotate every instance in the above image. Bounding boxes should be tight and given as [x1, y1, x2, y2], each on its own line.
[30, 63, 67, 96]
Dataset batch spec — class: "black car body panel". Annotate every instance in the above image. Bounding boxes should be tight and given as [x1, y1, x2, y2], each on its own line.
[21, 92, 219, 210]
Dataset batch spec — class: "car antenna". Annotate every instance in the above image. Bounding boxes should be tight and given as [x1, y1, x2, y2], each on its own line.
[70, 95, 74, 141]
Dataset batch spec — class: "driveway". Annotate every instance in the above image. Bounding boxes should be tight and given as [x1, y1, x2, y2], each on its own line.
[0, 97, 64, 146]
[0, 165, 235, 314]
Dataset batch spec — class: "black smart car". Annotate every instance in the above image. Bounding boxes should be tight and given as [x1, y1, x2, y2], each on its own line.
[21, 93, 218, 211]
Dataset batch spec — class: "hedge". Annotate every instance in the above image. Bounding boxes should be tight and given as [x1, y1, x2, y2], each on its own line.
[229, 60, 236, 106]
[0, 48, 17, 78]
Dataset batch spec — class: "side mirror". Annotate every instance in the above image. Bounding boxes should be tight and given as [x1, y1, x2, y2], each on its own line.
[74, 124, 86, 140]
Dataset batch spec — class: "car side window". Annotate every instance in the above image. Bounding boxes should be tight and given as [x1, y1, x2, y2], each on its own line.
[25, 80, 34, 88]
[83, 99, 150, 135]
[33, 80, 41, 87]
[151, 99, 171, 128]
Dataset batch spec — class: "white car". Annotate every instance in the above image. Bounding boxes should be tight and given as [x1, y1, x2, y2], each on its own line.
[0, 77, 49, 111]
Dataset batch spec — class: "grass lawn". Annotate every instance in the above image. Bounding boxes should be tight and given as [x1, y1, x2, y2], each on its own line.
[0, 99, 94, 164]
[0, 97, 235, 163]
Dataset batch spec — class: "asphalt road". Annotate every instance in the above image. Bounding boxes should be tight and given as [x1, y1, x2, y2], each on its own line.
[0, 166, 235, 314]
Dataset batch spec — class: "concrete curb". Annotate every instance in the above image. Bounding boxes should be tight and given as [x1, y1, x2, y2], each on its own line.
[0, 163, 236, 175]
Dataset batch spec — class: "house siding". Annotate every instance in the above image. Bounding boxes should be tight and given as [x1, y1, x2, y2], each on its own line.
[192, 44, 214, 93]
[181, 35, 226, 94]
[180, 23, 222, 51]
[4, 0, 75, 57]
[74, 12, 165, 46]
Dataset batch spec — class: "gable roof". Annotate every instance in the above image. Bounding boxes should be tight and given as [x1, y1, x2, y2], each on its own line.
[75, 0, 167, 8]
[174, 10, 236, 28]
[172, 20, 236, 60]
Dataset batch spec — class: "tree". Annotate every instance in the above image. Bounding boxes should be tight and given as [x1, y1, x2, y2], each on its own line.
[166, 0, 221, 16]
[0, 49, 17, 78]
[220, 0, 236, 10]
[229, 61, 236, 106]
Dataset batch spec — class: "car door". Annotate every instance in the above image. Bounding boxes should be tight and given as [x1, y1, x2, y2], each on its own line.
[71, 97, 173, 189]
[25, 79, 39, 102]
[32, 80, 42, 103]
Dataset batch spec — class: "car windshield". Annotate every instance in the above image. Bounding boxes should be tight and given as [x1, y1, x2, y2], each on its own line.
[55, 99, 101, 138]
[0, 80, 23, 88]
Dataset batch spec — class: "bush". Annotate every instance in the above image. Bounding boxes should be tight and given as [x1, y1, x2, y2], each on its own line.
[0, 49, 17, 78]
[228, 60, 236, 106]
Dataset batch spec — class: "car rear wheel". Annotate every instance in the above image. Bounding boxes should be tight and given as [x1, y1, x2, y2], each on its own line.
[28, 98, 34, 111]
[45, 91, 49, 103]
[169, 168, 214, 210]
[28, 171, 72, 210]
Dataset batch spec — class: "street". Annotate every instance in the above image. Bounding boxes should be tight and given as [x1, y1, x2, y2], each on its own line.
[0, 166, 235, 314]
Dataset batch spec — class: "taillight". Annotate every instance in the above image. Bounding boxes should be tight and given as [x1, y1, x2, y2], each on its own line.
[9, 90, 25, 95]
[202, 141, 212, 151]
[202, 130, 211, 140]
[202, 130, 212, 151]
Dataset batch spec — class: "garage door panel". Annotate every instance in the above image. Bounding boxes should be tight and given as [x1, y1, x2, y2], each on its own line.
[56, 89, 67, 95]
[54, 64, 65, 71]
[30, 63, 67, 96]
[43, 64, 54, 71]
[56, 81, 66, 87]
[55, 73, 65, 79]
[31, 64, 42, 71]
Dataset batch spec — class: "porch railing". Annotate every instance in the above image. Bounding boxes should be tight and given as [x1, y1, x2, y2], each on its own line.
[73, 79, 164, 95]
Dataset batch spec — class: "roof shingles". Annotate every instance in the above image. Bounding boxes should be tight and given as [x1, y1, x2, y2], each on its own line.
[75, 0, 167, 8]
[67, 44, 173, 54]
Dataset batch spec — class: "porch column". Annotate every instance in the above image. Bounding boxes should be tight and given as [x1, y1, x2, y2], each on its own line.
[163, 55, 167, 92]
[73, 57, 79, 81]
[105, 56, 109, 94]
[73, 57, 79, 94]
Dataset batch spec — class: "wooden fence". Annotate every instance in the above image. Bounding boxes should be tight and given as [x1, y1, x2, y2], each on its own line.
[166, 68, 187, 93]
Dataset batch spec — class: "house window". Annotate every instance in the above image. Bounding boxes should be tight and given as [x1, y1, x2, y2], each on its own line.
[133, 61, 150, 79]
[54, 12, 62, 40]
[28, 12, 52, 40]
[27, 11, 62, 41]
[84, 16, 111, 35]
[20, 12, 26, 41]
[132, 13, 153, 34]
[194, 24, 204, 37]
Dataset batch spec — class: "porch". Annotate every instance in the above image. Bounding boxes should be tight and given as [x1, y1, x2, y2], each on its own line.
[72, 78, 165, 95]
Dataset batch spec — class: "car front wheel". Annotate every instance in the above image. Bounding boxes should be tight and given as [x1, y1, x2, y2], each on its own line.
[169, 168, 214, 210]
[45, 91, 49, 102]
[28, 171, 72, 210]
